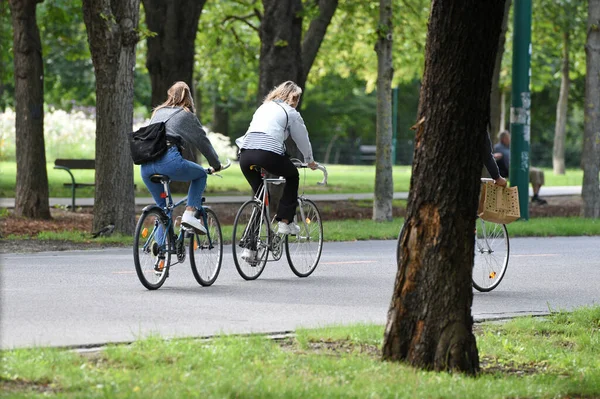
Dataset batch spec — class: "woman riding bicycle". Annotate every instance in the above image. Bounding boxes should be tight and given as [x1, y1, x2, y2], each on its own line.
[141, 81, 223, 235]
[237, 80, 317, 235]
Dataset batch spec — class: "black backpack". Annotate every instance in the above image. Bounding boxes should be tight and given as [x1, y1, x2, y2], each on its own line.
[128, 109, 183, 165]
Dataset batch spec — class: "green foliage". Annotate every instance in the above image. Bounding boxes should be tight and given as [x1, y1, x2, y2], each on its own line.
[0, 1, 13, 110]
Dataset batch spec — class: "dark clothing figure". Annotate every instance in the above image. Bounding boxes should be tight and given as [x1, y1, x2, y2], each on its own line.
[493, 142, 511, 178]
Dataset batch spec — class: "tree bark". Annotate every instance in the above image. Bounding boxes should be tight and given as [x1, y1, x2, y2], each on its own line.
[9, 0, 51, 219]
[373, 0, 393, 222]
[82, 0, 139, 234]
[142, 0, 206, 108]
[298, 0, 338, 90]
[581, 0, 600, 218]
[382, 0, 506, 374]
[258, 0, 303, 101]
[553, 31, 570, 175]
[490, 0, 512, 138]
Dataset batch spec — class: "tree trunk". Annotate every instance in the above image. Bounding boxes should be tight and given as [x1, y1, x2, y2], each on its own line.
[499, 90, 507, 133]
[298, 0, 338, 90]
[82, 0, 139, 234]
[9, 0, 51, 220]
[490, 0, 512, 138]
[258, 0, 303, 101]
[142, 0, 206, 108]
[553, 31, 570, 175]
[382, 0, 506, 374]
[373, 0, 393, 222]
[212, 101, 229, 136]
[581, 0, 600, 218]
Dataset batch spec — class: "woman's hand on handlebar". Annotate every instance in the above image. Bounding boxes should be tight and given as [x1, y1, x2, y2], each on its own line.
[494, 177, 507, 187]
[307, 161, 318, 170]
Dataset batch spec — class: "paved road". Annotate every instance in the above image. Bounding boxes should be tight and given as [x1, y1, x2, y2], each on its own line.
[1, 237, 598, 349]
[0, 186, 584, 208]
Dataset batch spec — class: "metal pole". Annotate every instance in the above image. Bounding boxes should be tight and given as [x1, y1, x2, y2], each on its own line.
[391, 86, 399, 165]
[510, 0, 531, 220]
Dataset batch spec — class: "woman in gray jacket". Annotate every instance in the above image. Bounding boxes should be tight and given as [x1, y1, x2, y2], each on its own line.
[141, 81, 223, 234]
[238, 81, 317, 235]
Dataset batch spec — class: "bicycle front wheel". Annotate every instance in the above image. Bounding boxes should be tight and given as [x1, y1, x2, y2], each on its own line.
[133, 209, 171, 290]
[189, 208, 223, 286]
[473, 219, 509, 292]
[285, 199, 323, 277]
[232, 200, 269, 280]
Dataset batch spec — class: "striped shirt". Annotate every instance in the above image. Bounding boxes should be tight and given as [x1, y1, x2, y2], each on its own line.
[238, 101, 314, 163]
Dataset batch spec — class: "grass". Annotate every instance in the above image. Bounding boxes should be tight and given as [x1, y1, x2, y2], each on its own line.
[3, 217, 599, 246]
[1, 306, 599, 398]
[0, 161, 583, 198]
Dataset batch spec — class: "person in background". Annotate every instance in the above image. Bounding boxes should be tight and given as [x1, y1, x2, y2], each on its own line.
[140, 81, 223, 234]
[494, 130, 547, 205]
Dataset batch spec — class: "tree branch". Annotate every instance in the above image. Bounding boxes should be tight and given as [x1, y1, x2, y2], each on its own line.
[300, 0, 338, 87]
[222, 14, 259, 32]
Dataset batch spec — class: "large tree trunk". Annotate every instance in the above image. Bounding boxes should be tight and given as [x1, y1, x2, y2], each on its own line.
[298, 0, 338, 90]
[258, 0, 303, 101]
[9, 0, 51, 220]
[553, 31, 570, 175]
[382, 0, 506, 374]
[82, 0, 139, 234]
[142, 0, 206, 108]
[490, 0, 512, 138]
[581, 0, 600, 218]
[373, 0, 393, 222]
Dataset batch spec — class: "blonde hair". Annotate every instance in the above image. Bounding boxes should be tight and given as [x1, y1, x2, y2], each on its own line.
[152, 81, 195, 116]
[264, 81, 302, 107]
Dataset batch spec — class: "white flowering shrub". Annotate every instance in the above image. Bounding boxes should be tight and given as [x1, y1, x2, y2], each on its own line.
[0, 109, 238, 162]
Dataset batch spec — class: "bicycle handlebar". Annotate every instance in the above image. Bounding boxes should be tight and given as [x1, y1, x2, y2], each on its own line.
[207, 159, 232, 177]
[290, 158, 328, 185]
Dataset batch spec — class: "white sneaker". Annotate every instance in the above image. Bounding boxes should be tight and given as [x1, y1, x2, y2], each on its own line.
[241, 248, 257, 263]
[278, 221, 300, 235]
[181, 210, 207, 235]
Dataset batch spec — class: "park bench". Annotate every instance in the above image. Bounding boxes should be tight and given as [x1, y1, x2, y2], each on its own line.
[54, 159, 95, 211]
[359, 145, 377, 164]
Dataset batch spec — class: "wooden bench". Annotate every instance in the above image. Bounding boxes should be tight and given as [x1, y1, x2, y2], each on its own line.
[358, 145, 377, 164]
[54, 159, 95, 210]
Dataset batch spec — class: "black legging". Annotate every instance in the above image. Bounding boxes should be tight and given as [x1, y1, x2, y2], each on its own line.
[239, 149, 299, 222]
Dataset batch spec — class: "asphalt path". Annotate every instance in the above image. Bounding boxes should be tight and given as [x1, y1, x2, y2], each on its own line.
[1, 237, 598, 349]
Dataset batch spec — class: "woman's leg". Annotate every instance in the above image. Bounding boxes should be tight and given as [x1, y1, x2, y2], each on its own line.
[141, 163, 167, 209]
[155, 149, 207, 209]
[239, 150, 266, 196]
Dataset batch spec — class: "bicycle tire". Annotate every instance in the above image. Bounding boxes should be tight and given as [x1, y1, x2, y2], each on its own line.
[232, 199, 269, 280]
[285, 199, 323, 277]
[189, 208, 223, 286]
[473, 219, 509, 292]
[133, 208, 171, 290]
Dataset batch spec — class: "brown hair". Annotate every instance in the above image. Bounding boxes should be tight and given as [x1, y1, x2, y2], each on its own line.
[152, 81, 195, 116]
[264, 81, 302, 107]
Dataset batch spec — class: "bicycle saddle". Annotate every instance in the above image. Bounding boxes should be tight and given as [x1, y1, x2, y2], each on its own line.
[149, 174, 170, 184]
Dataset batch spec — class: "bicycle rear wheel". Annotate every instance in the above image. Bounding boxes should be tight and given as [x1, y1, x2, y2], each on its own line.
[133, 209, 171, 290]
[232, 200, 269, 280]
[473, 219, 509, 292]
[189, 208, 223, 286]
[285, 199, 323, 277]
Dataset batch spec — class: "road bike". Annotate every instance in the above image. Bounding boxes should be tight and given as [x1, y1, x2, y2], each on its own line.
[395, 178, 510, 292]
[133, 162, 230, 290]
[231, 159, 328, 280]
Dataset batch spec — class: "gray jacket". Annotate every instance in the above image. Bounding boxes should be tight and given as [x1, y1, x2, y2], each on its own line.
[151, 107, 221, 169]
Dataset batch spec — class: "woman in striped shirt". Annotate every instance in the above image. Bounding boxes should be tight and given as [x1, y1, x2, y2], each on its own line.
[238, 81, 317, 235]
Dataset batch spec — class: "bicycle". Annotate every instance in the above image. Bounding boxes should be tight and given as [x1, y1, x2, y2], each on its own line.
[133, 161, 230, 290]
[231, 159, 328, 280]
[395, 178, 510, 292]
[472, 178, 510, 292]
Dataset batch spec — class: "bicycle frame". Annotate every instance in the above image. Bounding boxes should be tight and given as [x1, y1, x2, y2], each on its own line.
[142, 178, 215, 265]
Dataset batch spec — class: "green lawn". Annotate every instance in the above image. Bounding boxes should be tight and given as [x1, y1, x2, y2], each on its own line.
[1, 306, 599, 398]
[0, 161, 583, 198]
[6, 217, 599, 245]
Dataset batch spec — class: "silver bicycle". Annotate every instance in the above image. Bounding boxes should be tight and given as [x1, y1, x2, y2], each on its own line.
[231, 159, 328, 280]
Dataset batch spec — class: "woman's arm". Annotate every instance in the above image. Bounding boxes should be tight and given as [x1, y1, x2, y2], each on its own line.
[288, 110, 314, 163]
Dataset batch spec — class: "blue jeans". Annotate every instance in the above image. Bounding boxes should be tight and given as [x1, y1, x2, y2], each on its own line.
[141, 147, 207, 209]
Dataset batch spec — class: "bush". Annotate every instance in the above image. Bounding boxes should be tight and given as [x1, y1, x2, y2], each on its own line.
[0, 108, 238, 161]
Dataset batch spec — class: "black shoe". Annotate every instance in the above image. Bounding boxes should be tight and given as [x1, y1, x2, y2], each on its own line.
[532, 196, 548, 205]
